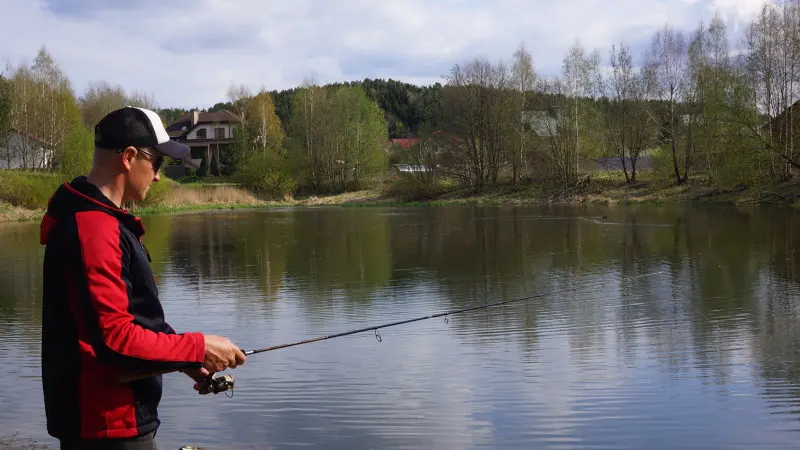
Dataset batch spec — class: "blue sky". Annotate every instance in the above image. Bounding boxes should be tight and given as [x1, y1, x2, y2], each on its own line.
[1, 0, 767, 109]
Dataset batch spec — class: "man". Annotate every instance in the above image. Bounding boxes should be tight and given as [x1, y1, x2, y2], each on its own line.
[39, 106, 246, 449]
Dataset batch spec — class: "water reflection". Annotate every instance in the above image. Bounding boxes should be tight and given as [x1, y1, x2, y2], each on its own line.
[2, 204, 800, 448]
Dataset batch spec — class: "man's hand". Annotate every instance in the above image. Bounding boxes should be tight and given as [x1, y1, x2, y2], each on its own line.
[203, 335, 246, 373]
[183, 367, 210, 383]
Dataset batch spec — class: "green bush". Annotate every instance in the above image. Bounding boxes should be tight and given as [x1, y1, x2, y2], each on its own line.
[384, 173, 454, 201]
[234, 151, 295, 200]
[140, 172, 175, 206]
[58, 124, 94, 180]
[0, 170, 64, 209]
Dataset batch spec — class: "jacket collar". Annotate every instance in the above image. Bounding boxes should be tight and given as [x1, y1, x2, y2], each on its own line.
[40, 176, 146, 245]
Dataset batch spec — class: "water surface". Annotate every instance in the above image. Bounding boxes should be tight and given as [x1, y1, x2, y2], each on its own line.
[2, 204, 800, 449]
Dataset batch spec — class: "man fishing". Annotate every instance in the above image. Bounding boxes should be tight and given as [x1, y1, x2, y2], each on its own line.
[39, 106, 247, 449]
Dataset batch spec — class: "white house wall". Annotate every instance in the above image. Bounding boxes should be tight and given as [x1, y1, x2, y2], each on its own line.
[186, 123, 234, 140]
[0, 132, 51, 169]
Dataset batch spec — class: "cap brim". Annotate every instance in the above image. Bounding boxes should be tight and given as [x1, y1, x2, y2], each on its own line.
[154, 140, 191, 160]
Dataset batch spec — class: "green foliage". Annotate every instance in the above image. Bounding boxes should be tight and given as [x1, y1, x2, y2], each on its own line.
[385, 174, 454, 201]
[650, 147, 679, 181]
[714, 147, 772, 189]
[234, 151, 296, 200]
[138, 174, 175, 206]
[0, 76, 10, 140]
[0, 170, 63, 209]
[332, 85, 389, 189]
[273, 78, 442, 139]
[58, 123, 94, 179]
[287, 84, 388, 193]
[247, 91, 284, 152]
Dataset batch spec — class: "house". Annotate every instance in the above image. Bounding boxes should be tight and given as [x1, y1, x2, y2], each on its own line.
[0, 129, 54, 170]
[392, 164, 433, 173]
[522, 110, 558, 138]
[165, 109, 241, 175]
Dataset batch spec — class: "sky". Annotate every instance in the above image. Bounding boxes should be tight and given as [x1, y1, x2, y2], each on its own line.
[0, 0, 770, 110]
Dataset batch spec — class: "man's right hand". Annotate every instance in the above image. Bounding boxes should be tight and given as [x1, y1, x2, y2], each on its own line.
[203, 335, 246, 372]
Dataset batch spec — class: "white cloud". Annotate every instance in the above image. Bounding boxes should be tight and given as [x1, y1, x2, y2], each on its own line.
[0, 0, 770, 109]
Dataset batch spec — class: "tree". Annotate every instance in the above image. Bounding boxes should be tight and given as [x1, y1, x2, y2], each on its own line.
[247, 91, 284, 154]
[227, 83, 252, 124]
[743, 2, 800, 181]
[289, 80, 329, 192]
[287, 82, 387, 193]
[330, 85, 388, 190]
[511, 42, 536, 183]
[644, 25, 690, 184]
[600, 42, 657, 184]
[441, 56, 515, 191]
[78, 80, 127, 128]
[562, 41, 601, 177]
[6, 46, 87, 171]
[0, 76, 11, 168]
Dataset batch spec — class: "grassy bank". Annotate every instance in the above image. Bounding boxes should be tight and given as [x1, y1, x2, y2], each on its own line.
[3, 170, 800, 224]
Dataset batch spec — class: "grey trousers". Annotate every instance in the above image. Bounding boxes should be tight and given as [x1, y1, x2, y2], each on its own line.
[59, 431, 157, 450]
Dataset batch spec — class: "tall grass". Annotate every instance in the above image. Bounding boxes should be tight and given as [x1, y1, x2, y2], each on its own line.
[158, 185, 260, 206]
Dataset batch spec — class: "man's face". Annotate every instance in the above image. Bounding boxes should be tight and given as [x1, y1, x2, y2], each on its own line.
[125, 147, 163, 202]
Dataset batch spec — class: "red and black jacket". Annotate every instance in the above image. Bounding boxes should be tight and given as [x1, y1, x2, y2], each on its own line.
[40, 176, 205, 440]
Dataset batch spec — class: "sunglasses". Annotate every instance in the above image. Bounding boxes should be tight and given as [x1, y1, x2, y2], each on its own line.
[137, 148, 164, 173]
[116, 147, 165, 173]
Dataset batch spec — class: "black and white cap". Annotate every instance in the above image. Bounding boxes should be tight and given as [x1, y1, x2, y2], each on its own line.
[94, 106, 190, 161]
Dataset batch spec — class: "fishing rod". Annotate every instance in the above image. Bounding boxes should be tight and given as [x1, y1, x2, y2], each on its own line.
[205, 271, 664, 395]
[241, 271, 662, 356]
[120, 271, 664, 395]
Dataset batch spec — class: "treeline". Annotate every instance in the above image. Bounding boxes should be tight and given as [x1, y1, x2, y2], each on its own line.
[4, 0, 800, 202]
[171, 0, 800, 197]
[0, 48, 164, 179]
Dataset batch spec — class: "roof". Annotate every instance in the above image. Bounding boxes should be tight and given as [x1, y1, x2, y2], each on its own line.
[390, 130, 463, 148]
[165, 109, 242, 136]
[391, 138, 421, 148]
[523, 111, 558, 137]
[5, 127, 52, 148]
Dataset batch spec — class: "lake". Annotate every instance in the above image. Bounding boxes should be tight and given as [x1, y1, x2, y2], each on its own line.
[2, 204, 800, 449]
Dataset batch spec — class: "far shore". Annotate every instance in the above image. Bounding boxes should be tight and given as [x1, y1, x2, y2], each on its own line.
[3, 177, 800, 225]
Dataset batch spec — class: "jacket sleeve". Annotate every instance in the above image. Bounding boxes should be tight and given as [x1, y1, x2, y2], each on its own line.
[75, 211, 205, 372]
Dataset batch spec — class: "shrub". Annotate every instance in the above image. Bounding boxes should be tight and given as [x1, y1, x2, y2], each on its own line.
[384, 173, 454, 201]
[0, 170, 63, 209]
[234, 151, 296, 200]
[139, 171, 175, 206]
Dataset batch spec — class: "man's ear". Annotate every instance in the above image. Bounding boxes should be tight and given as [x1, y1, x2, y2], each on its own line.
[120, 146, 138, 172]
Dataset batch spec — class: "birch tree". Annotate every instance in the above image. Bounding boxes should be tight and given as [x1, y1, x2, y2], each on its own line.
[644, 25, 690, 184]
[562, 41, 600, 177]
[743, 2, 800, 181]
[0, 75, 11, 168]
[5, 47, 85, 171]
[511, 42, 536, 183]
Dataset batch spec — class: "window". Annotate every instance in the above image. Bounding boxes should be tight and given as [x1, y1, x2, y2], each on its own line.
[215, 127, 225, 139]
[196, 128, 207, 139]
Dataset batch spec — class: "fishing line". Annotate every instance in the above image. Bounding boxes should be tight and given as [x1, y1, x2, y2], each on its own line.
[240, 271, 663, 356]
